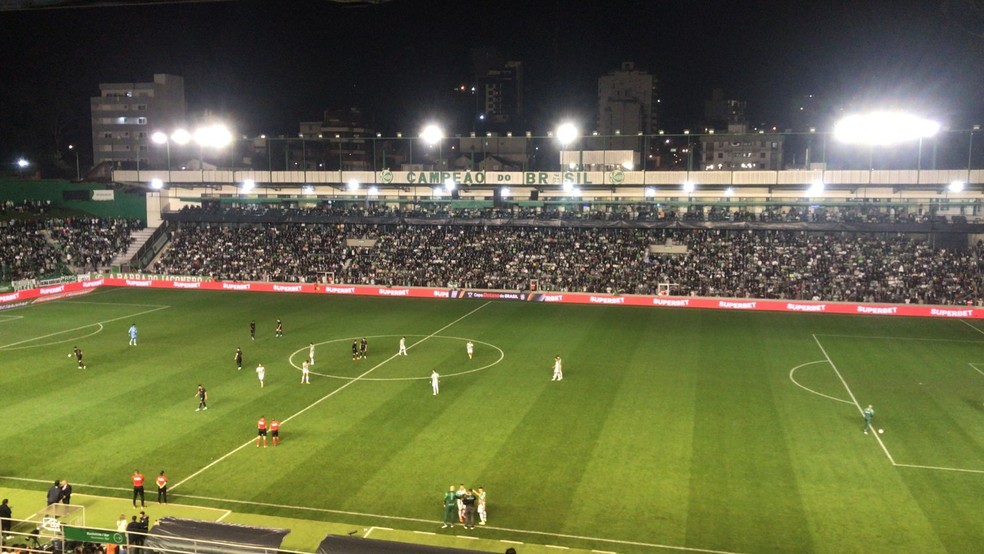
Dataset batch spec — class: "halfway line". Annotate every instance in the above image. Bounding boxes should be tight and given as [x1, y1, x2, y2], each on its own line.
[170, 302, 491, 491]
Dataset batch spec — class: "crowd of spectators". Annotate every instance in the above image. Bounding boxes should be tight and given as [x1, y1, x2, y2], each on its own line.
[152, 221, 984, 305]
[0, 217, 143, 282]
[174, 201, 961, 224]
[47, 218, 143, 272]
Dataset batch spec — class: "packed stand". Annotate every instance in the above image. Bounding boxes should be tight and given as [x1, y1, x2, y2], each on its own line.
[0, 219, 63, 281]
[174, 202, 943, 224]
[152, 221, 984, 305]
[47, 217, 144, 272]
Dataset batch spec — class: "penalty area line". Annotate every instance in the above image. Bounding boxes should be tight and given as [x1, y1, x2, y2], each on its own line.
[812, 335, 897, 465]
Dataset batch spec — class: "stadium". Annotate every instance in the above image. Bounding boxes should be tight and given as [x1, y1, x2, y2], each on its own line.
[2, 141, 984, 554]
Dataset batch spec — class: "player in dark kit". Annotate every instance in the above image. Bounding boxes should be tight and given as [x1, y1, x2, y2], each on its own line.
[195, 385, 208, 411]
[359, 337, 368, 359]
[249, 320, 256, 341]
[72, 346, 86, 369]
[352, 339, 359, 360]
[275, 319, 283, 338]
[234, 347, 243, 370]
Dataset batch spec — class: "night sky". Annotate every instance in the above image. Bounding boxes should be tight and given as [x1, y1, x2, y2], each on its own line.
[2, 0, 983, 167]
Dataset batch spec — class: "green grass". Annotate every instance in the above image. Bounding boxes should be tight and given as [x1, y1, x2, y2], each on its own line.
[1, 287, 983, 553]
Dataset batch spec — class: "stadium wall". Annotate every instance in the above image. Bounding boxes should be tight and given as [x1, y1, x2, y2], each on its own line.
[1, 277, 979, 319]
[0, 179, 147, 223]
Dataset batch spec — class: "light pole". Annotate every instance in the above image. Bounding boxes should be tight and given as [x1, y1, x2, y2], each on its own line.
[68, 144, 80, 180]
[151, 131, 173, 184]
[556, 122, 580, 173]
[421, 124, 444, 170]
[16, 158, 29, 179]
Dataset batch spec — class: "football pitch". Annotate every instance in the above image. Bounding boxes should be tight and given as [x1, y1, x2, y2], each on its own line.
[1, 287, 983, 553]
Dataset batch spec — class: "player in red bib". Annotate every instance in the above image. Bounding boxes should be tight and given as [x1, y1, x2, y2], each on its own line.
[131, 470, 145, 507]
[270, 419, 281, 446]
[257, 416, 268, 448]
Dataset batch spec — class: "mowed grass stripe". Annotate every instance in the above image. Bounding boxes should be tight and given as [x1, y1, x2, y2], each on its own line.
[685, 311, 814, 552]
[561, 307, 699, 546]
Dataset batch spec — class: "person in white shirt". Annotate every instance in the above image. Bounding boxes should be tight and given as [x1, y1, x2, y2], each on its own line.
[308, 342, 315, 365]
[466, 341, 474, 360]
[398, 336, 407, 356]
[551, 355, 563, 381]
[431, 369, 440, 395]
[301, 360, 310, 384]
[256, 363, 266, 388]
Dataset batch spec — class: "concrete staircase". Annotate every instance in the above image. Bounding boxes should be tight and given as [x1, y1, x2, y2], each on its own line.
[110, 225, 160, 269]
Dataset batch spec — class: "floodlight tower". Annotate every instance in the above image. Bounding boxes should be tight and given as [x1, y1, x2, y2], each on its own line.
[833, 111, 940, 171]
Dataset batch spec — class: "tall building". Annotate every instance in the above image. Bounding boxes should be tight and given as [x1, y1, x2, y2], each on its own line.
[699, 123, 785, 170]
[704, 88, 747, 129]
[471, 48, 524, 133]
[297, 108, 375, 171]
[90, 74, 185, 169]
[597, 62, 657, 151]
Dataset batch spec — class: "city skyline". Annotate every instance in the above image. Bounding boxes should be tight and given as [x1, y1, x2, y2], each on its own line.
[2, 0, 983, 174]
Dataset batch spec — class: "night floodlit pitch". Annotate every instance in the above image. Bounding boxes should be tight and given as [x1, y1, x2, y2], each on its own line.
[1, 287, 983, 553]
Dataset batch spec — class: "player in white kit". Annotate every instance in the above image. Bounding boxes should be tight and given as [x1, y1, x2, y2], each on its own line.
[256, 363, 266, 388]
[301, 360, 310, 384]
[308, 343, 315, 365]
[398, 336, 407, 356]
[551, 355, 563, 381]
[431, 369, 440, 395]
[466, 341, 474, 359]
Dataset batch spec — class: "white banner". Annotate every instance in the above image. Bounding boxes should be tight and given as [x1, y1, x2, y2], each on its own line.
[91, 190, 115, 201]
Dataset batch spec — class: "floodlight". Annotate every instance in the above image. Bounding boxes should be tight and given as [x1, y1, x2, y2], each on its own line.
[151, 132, 168, 144]
[149, 178, 163, 190]
[833, 112, 940, 145]
[724, 187, 735, 197]
[16, 158, 29, 168]
[171, 129, 191, 145]
[420, 124, 444, 145]
[500, 186, 510, 198]
[444, 178, 456, 192]
[644, 187, 656, 197]
[682, 181, 696, 194]
[368, 186, 379, 196]
[302, 185, 314, 194]
[556, 122, 578, 145]
[948, 180, 965, 193]
[562, 179, 574, 192]
[241, 179, 255, 192]
[807, 181, 825, 196]
[347, 179, 360, 191]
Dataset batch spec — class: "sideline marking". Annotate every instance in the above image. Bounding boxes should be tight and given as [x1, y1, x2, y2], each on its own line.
[788, 360, 854, 405]
[0, 315, 23, 323]
[0, 305, 170, 350]
[170, 303, 492, 491]
[895, 463, 984, 475]
[215, 510, 232, 522]
[968, 363, 984, 378]
[958, 319, 984, 336]
[0, 475, 749, 554]
[289, 335, 505, 381]
[363, 526, 376, 538]
[812, 335, 896, 465]
[813, 333, 984, 343]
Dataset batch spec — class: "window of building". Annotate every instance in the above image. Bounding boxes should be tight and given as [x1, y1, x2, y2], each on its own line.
[136, 105, 147, 111]
[760, 153, 766, 158]
[103, 132, 113, 139]
[137, 117, 147, 125]
[138, 145, 148, 152]
[717, 153, 723, 159]
[122, 132, 130, 138]
[137, 132, 147, 139]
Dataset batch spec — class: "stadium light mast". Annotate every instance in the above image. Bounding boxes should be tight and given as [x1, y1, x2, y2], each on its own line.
[555, 122, 581, 172]
[421, 124, 444, 170]
[833, 111, 940, 170]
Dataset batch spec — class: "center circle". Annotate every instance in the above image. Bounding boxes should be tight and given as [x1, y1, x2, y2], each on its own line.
[288, 335, 504, 381]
